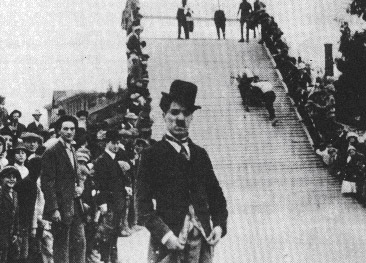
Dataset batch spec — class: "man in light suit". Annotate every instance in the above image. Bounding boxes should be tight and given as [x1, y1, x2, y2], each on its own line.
[41, 115, 86, 263]
[137, 80, 228, 263]
[27, 109, 44, 135]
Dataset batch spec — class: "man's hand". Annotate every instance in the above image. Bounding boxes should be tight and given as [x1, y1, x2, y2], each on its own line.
[31, 228, 37, 238]
[99, 203, 108, 214]
[125, 187, 133, 196]
[75, 184, 83, 198]
[51, 209, 61, 222]
[165, 235, 185, 251]
[207, 226, 222, 246]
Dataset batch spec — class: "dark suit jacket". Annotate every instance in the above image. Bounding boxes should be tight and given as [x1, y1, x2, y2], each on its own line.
[1, 123, 27, 139]
[41, 140, 78, 225]
[137, 139, 228, 242]
[93, 152, 128, 206]
[0, 188, 19, 248]
[27, 122, 44, 134]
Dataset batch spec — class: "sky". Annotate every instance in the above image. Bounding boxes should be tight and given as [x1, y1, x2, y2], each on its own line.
[1, 0, 364, 125]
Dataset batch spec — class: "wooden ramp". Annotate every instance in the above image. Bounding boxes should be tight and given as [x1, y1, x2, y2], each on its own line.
[118, 39, 366, 263]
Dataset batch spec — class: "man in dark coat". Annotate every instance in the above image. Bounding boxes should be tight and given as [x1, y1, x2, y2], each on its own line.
[137, 80, 228, 263]
[177, 0, 189, 39]
[93, 130, 132, 263]
[237, 0, 253, 42]
[214, 9, 226, 40]
[2, 110, 27, 140]
[27, 109, 44, 135]
[41, 115, 86, 263]
[0, 166, 21, 263]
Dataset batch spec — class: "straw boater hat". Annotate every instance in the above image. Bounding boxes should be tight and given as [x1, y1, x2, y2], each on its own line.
[161, 80, 201, 112]
[32, 109, 42, 116]
[346, 132, 358, 141]
[21, 132, 44, 145]
[125, 112, 138, 120]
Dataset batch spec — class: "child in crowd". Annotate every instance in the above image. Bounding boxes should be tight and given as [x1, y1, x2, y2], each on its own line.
[0, 166, 21, 263]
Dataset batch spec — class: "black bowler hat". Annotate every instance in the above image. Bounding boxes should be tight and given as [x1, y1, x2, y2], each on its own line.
[161, 80, 201, 112]
[105, 130, 120, 142]
[10, 110, 22, 118]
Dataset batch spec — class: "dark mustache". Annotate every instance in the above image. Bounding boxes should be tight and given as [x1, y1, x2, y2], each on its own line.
[176, 120, 186, 128]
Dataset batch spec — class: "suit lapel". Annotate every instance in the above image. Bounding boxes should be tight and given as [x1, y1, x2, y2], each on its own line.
[56, 141, 75, 171]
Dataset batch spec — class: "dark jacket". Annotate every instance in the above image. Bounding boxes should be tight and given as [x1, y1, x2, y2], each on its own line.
[214, 10, 226, 25]
[27, 122, 44, 135]
[41, 140, 79, 225]
[0, 187, 19, 249]
[14, 177, 38, 228]
[1, 123, 27, 139]
[93, 152, 128, 205]
[137, 139, 228, 242]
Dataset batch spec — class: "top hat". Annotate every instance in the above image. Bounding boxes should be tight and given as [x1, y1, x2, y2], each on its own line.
[76, 110, 89, 118]
[161, 80, 201, 112]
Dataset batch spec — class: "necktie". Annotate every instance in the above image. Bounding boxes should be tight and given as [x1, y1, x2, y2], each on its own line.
[164, 135, 190, 160]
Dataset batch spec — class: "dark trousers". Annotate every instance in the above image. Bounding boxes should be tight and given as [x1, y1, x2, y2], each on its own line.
[215, 23, 226, 39]
[52, 219, 86, 263]
[99, 194, 125, 263]
[178, 20, 189, 39]
[240, 19, 250, 41]
[263, 90, 276, 119]
[147, 230, 213, 263]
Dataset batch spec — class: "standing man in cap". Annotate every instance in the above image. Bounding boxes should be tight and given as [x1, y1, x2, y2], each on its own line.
[27, 109, 44, 135]
[137, 80, 228, 263]
[93, 130, 132, 263]
[21, 132, 43, 160]
[237, 0, 253, 43]
[41, 115, 86, 263]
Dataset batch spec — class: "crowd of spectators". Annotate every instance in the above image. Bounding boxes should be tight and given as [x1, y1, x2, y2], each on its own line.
[0, 0, 157, 262]
[247, 9, 366, 202]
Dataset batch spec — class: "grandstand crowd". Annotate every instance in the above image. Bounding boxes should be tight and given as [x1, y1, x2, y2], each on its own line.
[240, 7, 366, 200]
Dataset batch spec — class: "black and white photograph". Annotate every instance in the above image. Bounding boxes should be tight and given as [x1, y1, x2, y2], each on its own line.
[1, 0, 366, 262]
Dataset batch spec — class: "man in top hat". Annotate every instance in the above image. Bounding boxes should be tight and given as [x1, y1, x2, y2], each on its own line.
[136, 80, 228, 263]
[27, 109, 44, 135]
[93, 130, 132, 263]
[41, 115, 86, 263]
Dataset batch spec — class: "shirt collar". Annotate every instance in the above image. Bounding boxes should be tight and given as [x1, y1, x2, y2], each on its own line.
[105, 148, 116, 160]
[59, 137, 72, 150]
[165, 132, 190, 155]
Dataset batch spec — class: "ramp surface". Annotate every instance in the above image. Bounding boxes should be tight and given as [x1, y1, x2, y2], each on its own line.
[118, 39, 366, 263]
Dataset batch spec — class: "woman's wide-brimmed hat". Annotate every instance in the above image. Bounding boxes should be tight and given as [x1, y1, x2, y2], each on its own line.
[161, 80, 201, 112]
